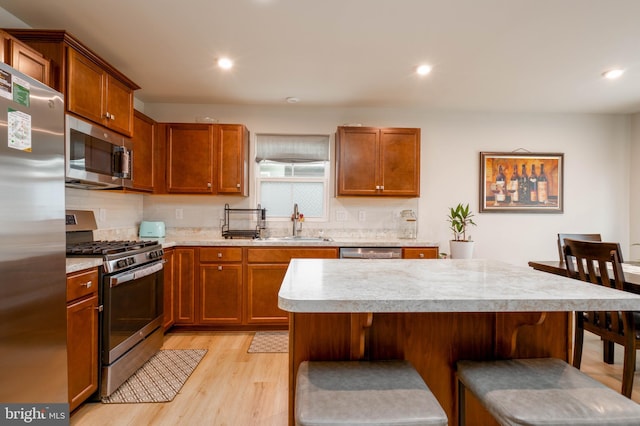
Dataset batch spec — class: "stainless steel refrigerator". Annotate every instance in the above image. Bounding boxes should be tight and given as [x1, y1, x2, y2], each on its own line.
[0, 62, 67, 411]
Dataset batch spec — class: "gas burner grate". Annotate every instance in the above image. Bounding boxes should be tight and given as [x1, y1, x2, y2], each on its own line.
[66, 240, 159, 256]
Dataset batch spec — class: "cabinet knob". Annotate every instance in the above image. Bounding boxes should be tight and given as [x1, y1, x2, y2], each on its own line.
[95, 305, 104, 312]
[419, 253, 425, 258]
[207, 182, 212, 188]
[218, 265, 223, 271]
[81, 280, 92, 288]
[217, 252, 223, 258]
[236, 183, 241, 188]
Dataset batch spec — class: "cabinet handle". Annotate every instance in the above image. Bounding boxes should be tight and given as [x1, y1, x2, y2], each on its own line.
[81, 280, 92, 288]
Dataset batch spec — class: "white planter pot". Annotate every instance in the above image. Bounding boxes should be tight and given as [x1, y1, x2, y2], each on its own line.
[449, 240, 475, 259]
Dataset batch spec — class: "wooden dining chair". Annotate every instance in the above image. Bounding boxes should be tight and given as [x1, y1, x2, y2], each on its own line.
[557, 233, 602, 265]
[563, 238, 640, 397]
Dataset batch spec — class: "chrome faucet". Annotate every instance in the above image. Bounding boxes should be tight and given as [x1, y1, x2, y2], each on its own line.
[292, 203, 300, 237]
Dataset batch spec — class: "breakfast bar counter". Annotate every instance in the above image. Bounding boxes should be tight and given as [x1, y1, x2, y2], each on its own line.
[279, 259, 640, 425]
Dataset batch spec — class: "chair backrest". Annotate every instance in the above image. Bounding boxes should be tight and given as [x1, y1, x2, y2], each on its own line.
[563, 239, 628, 338]
[563, 239, 625, 291]
[557, 233, 602, 265]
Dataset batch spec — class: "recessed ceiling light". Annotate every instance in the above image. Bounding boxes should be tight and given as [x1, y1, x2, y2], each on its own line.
[416, 64, 432, 76]
[602, 69, 624, 79]
[286, 97, 300, 104]
[217, 57, 233, 70]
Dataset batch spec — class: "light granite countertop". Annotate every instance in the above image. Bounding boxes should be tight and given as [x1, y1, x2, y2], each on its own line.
[278, 258, 640, 313]
[146, 237, 438, 248]
[66, 238, 439, 273]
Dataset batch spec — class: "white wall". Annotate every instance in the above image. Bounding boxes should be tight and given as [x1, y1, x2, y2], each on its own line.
[630, 113, 640, 259]
[144, 103, 631, 266]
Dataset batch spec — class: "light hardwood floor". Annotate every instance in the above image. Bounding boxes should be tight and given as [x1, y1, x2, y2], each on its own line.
[70, 330, 640, 425]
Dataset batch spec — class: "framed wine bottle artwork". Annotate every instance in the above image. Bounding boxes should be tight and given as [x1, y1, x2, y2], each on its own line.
[479, 152, 564, 213]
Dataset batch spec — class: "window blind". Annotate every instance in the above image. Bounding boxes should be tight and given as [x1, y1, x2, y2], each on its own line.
[255, 134, 330, 163]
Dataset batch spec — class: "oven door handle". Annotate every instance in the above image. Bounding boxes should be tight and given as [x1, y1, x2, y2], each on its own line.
[109, 261, 164, 287]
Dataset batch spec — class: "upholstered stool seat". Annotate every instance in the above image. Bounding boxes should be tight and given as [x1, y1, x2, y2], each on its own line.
[295, 360, 448, 426]
[457, 357, 640, 426]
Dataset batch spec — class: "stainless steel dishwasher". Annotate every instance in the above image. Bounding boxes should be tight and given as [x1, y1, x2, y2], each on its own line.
[339, 247, 402, 259]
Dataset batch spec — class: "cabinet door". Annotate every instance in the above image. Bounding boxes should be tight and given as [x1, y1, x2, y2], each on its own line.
[403, 247, 438, 259]
[166, 124, 216, 193]
[246, 264, 289, 325]
[174, 248, 196, 324]
[67, 49, 105, 125]
[216, 124, 248, 195]
[105, 74, 134, 136]
[10, 40, 50, 86]
[67, 293, 99, 412]
[199, 264, 243, 324]
[163, 249, 175, 330]
[336, 127, 380, 195]
[379, 128, 420, 196]
[131, 110, 155, 192]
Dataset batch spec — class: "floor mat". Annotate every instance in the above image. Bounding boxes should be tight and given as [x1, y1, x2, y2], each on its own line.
[247, 331, 288, 353]
[102, 349, 207, 403]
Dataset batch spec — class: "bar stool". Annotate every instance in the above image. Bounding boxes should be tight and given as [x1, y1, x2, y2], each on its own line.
[457, 357, 640, 426]
[295, 360, 448, 425]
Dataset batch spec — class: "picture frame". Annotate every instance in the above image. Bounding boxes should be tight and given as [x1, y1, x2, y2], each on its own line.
[479, 152, 564, 213]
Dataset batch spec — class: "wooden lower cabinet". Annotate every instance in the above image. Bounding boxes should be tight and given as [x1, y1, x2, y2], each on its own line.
[168, 246, 439, 330]
[66, 268, 99, 412]
[246, 263, 289, 324]
[162, 248, 175, 330]
[200, 263, 243, 324]
[246, 247, 339, 326]
[174, 248, 196, 324]
[403, 247, 438, 259]
[199, 247, 243, 324]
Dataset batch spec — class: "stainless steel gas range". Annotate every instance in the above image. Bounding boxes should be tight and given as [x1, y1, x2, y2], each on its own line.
[66, 210, 164, 398]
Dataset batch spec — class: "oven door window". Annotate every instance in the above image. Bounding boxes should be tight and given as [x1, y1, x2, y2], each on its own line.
[69, 128, 116, 176]
[103, 267, 163, 357]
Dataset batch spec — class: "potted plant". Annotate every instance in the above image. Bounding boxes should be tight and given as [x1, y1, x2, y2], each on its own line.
[447, 203, 477, 259]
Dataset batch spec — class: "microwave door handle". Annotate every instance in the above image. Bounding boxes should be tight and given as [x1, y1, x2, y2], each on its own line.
[109, 261, 164, 288]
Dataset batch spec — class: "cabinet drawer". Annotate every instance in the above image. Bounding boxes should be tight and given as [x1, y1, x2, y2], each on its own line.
[67, 269, 99, 302]
[402, 247, 438, 259]
[200, 247, 243, 262]
[247, 248, 338, 263]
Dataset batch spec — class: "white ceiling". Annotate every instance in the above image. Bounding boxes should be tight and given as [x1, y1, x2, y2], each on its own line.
[1, 0, 640, 114]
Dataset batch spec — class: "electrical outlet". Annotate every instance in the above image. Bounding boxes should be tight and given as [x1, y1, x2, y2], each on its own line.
[175, 208, 183, 219]
[358, 210, 366, 222]
[336, 210, 347, 222]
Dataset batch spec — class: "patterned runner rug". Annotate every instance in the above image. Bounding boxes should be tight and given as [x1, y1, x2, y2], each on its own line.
[102, 349, 207, 403]
[247, 331, 289, 353]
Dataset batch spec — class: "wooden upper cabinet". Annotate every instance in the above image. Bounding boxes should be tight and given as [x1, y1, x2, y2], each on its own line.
[131, 110, 156, 192]
[166, 123, 216, 194]
[67, 49, 134, 136]
[0, 30, 50, 85]
[163, 123, 249, 195]
[336, 126, 420, 197]
[5, 30, 139, 136]
[217, 124, 249, 195]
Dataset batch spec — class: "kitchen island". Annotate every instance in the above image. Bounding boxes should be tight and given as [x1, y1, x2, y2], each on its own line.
[279, 258, 640, 425]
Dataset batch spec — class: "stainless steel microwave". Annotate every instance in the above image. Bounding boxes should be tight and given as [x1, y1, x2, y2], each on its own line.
[65, 115, 133, 189]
